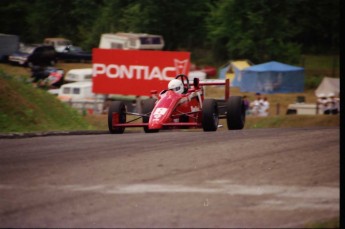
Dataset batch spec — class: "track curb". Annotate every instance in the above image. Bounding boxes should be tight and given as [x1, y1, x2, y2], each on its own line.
[0, 130, 109, 139]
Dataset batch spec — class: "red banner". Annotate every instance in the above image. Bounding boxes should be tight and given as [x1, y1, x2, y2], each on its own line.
[92, 49, 190, 96]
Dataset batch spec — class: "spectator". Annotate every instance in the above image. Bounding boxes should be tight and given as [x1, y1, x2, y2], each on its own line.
[258, 96, 270, 116]
[326, 92, 340, 115]
[242, 95, 250, 114]
[250, 93, 263, 116]
[317, 93, 329, 114]
[31, 65, 49, 84]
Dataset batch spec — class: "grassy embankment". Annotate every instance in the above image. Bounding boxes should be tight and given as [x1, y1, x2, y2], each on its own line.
[0, 54, 340, 133]
[0, 69, 93, 133]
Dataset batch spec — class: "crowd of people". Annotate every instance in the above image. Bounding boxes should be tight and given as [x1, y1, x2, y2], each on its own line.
[317, 93, 340, 115]
[242, 91, 340, 116]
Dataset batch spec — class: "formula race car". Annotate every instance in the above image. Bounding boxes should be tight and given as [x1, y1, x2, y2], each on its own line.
[108, 74, 245, 134]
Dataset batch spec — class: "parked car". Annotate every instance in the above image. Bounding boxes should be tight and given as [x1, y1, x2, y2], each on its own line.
[57, 45, 92, 63]
[9, 44, 57, 67]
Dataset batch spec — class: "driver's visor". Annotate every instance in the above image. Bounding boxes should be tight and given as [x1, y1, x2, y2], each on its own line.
[172, 86, 181, 92]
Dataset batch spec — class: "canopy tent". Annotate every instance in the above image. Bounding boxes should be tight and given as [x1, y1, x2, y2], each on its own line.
[314, 77, 340, 97]
[218, 60, 252, 87]
[240, 61, 304, 94]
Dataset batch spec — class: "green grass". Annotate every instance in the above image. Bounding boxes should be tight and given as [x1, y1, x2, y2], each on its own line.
[300, 55, 339, 89]
[0, 70, 94, 133]
[243, 115, 339, 129]
[304, 217, 339, 229]
[301, 55, 339, 71]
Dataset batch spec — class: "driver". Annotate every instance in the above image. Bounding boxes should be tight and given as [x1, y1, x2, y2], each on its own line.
[168, 79, 184, 94]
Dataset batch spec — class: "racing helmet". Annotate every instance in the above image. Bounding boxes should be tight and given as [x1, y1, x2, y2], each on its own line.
[168, 79, 184, 94]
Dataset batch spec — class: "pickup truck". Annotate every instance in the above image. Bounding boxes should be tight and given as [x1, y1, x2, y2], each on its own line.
[43, 38, 91, 62]
[43, 37, 72, 52]
[8, 44, 57, 67]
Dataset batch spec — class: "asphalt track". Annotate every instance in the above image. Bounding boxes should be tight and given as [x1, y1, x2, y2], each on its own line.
[0, 127, 339, 228]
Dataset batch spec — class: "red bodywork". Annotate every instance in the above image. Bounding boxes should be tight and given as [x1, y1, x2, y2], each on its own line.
[148, 89, 203, 129]
[110, 79, 229, 131]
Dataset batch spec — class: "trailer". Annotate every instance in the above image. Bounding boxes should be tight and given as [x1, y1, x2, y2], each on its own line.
[0, 33, 19, 61]
[99, 32, 164, 50]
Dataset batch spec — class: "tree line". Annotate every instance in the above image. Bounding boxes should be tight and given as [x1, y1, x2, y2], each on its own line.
[0, 0, 339, 65]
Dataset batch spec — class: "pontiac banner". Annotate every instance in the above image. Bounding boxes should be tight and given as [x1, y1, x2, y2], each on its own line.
[92, 49, 191, 96]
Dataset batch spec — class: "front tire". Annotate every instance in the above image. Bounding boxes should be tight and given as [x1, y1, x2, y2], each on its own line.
[202, 99, 219, 131]
[108, 101, 126, 134]
[142, 98, 159, 133]
[226, 96, 245, 130]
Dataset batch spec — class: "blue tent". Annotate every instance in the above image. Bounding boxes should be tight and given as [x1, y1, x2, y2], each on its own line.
[240, 61, 304, 94]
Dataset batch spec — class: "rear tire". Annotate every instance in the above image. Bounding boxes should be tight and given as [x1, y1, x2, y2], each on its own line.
[142, 98, 159, 133]
[108, 101, 126, 134]
[226, 96, 245, 130]
[202, 99, 219, 131]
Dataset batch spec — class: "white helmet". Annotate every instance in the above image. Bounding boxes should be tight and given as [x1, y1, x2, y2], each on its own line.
[168, 79, 184, 94]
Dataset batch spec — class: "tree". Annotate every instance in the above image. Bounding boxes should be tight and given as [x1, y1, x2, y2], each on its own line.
[0, 0, 32, 41]
[81, 0, 135, 50]
[288, 0, 339, 54]
[26, 0, 76, 42]
[206, 0, 301, 63]
[69, 0, 105, 50]
[0, 0, 339, 62]
[112, 0, 213, 51]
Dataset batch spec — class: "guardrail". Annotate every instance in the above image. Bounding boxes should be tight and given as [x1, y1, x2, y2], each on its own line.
[62, 99, 139, 115]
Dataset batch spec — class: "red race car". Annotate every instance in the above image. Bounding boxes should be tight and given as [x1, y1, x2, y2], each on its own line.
[108, 74, 245, 134]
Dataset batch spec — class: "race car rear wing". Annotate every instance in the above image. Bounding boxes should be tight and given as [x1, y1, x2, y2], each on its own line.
[149, 78, 230, 101]
[198, 78, 230, 101]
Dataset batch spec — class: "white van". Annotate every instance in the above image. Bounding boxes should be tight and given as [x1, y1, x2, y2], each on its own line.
[99, 32, 164, 50]
[57, 81, 95, 101]
[64, 68, 93, 82]
[57, 81, 105, 114]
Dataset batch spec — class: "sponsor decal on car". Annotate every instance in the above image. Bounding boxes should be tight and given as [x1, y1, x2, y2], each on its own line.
[152, 108, 168, 120]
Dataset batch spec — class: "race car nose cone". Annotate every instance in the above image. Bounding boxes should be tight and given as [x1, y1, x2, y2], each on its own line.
[148, 122, 162, 130]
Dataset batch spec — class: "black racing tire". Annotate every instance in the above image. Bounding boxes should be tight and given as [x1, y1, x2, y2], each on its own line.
[108, 101, 126, 134]
[202, 99, 219, 131]
[142, 98, 159, 133]
[226, 96, 245, 130]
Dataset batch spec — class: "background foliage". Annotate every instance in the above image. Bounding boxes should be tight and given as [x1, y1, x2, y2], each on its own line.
[0, 0, 339, 65]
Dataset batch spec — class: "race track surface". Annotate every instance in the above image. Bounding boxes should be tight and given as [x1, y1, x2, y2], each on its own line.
[0, 127, 339, 228]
